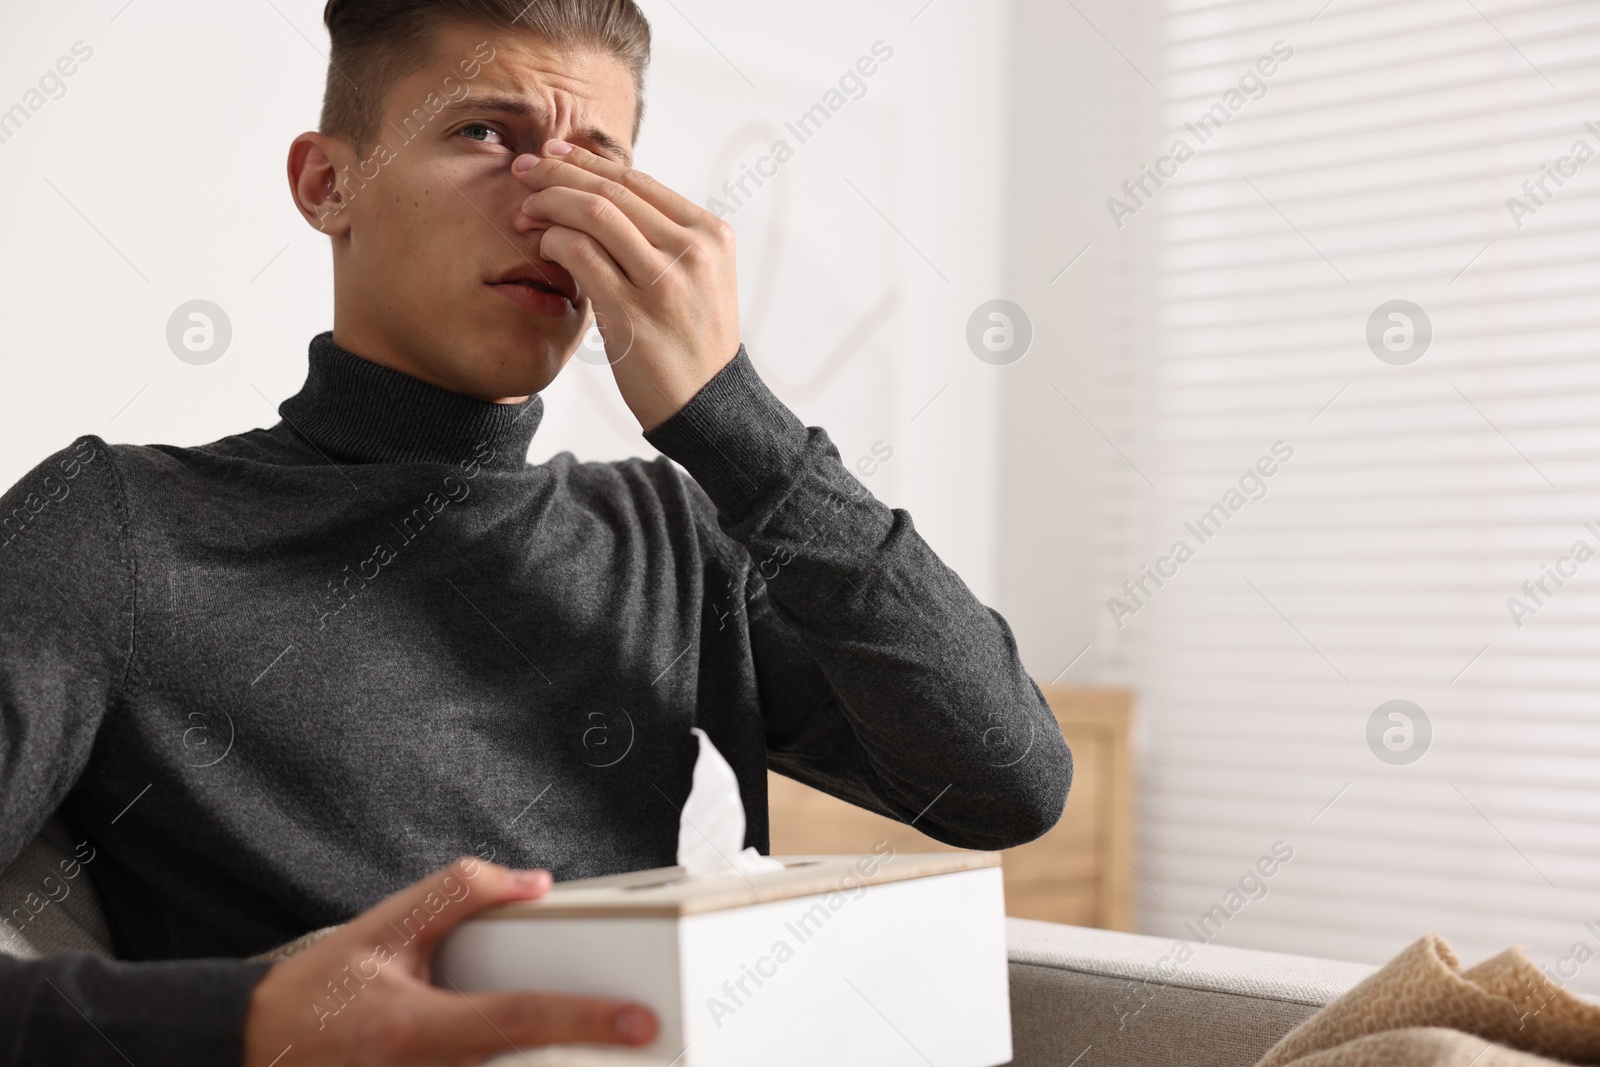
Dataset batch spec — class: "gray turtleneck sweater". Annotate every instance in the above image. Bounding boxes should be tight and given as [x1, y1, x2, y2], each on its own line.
[0, 333, 1071, 1064]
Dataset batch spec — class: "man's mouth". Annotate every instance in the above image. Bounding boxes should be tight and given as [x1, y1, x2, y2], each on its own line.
[507, 279, 563, 296]
[487, 264, 580, 317]
[488, 264, 579, 302]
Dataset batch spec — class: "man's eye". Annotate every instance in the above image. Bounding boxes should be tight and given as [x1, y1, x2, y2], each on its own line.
[459, 124, 505, 146]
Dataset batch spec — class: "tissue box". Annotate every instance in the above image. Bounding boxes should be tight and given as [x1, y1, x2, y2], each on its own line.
[433, 851, 1011, 1067]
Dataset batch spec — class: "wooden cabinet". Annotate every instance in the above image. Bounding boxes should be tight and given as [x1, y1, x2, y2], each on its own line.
[766, 686, 1133, 931]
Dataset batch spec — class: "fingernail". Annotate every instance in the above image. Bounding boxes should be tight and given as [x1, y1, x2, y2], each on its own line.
[513, 154, 541, 174]
[615, 1006, 652, 1042]
[512, 869, 550, 891]
[545, 139, 574, 156]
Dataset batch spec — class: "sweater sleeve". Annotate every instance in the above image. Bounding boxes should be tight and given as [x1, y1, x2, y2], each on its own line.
[644, 347, 1072, 851]
[3, 952, 275, 1065]
[0, 436, 272, 1066]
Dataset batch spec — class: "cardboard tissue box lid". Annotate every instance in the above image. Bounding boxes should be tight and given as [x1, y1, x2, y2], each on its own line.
[472, 852, 1000, 919]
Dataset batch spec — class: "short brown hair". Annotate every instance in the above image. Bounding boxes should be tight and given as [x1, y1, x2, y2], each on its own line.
[320, 0, 651, 155]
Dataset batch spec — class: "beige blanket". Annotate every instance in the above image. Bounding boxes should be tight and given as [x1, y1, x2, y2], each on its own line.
[1256, 933, 1600, 1067]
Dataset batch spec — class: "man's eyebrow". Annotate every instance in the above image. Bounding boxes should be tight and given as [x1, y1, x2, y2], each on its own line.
[438, 95, 632, 166]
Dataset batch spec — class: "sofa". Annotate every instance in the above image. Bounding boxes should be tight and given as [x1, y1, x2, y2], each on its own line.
[1, 815, 1377, 1066]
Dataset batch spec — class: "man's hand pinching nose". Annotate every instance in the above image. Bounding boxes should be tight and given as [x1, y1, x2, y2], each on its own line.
[510, 138, 742, 433]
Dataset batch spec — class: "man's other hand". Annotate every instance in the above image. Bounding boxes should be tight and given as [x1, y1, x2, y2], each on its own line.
[242, 857, 659, 1066]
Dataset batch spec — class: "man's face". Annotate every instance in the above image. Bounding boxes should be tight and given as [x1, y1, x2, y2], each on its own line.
[312, 20, 637, 402]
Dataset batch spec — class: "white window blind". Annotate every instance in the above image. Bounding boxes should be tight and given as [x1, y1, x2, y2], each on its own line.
[1095, 0, 1600, 988]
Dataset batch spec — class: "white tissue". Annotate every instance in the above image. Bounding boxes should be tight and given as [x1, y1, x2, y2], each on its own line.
[677, 727, 785, 878]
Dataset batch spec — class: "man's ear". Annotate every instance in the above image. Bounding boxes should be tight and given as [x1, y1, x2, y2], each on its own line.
[288, 132, 352, 237]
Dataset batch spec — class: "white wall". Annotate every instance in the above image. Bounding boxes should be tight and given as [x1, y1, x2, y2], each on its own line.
[995, 0, 1160, 686]
[0, 0, 1006, 602]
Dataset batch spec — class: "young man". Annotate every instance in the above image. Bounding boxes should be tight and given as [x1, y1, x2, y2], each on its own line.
[0, 1, 1072, 1063]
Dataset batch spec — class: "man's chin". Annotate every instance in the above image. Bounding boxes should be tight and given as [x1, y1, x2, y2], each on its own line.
[466, 326, 581, 400]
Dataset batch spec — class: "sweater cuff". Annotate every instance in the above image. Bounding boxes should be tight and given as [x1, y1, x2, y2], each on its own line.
[643, 345, 809, 516]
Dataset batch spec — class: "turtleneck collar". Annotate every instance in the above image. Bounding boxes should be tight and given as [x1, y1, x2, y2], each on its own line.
[277, 332, 543, 471]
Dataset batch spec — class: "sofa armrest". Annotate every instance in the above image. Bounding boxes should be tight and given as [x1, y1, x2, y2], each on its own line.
[1005, 918, 1375, 1067]
[0, 814, 115, 961]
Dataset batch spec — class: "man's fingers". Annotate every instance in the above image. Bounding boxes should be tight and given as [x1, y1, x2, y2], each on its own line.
[518, 141, 706, 229]
[515, 154, 680, 251]
[521, 186, 664, 287]
[416, 988, 660, 1060]
[346, 857, 550, 962]
[538, 224, 632, 305]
